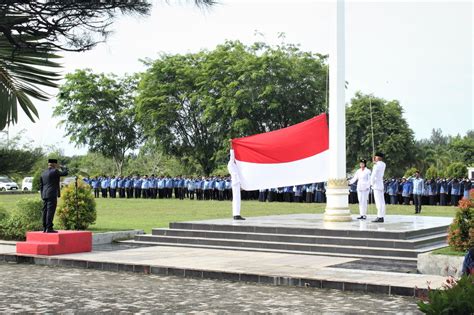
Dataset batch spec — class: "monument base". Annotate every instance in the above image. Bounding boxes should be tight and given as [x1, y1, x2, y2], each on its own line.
[324, 178, 351, 222]
[132, 214, 451, 262]
[16, 231, 92, 256]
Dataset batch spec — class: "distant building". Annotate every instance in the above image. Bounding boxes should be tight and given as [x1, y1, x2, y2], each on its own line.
[468, 167, 474, 180]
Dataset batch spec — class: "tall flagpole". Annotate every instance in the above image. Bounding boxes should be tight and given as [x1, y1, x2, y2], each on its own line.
[324, 0, 351, 222]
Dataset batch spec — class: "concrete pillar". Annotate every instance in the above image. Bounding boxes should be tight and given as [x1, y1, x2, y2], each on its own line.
[324, 0, 351, 222]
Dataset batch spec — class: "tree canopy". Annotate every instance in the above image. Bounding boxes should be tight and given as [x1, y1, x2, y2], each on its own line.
[346, 92, 416, 177]
[136, 40, 328, 175]
[0, 0, 215, 130]
[55, 69, 142, 175]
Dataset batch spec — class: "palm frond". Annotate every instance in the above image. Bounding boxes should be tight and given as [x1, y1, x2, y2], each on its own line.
[0, 34, 62, 130]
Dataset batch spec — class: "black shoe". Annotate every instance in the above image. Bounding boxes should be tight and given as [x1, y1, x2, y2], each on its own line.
[46, 229, 58, 233]
[372, 217, 384, 223]
[233, 215, 246, 220]
[43, 228, 47, 233]
[357, 215, 367, 220]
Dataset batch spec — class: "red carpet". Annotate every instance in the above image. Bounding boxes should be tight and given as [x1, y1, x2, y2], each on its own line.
[16, 231, 92, 255]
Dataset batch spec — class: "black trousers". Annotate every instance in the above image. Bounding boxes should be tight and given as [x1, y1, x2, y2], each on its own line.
[42, 198, 57, 231]
[135, 188, 141, 198]
[94, 188, 100, 198]
[440, 193, 447, 206]
[306, 192, 313, 203]
[414, 194, 422, 213]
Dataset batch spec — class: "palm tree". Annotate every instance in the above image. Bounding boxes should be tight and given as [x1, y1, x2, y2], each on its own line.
[0, 34, 61, 130]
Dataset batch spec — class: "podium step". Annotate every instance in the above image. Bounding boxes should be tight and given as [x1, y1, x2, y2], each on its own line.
[16, 231, 92, 256]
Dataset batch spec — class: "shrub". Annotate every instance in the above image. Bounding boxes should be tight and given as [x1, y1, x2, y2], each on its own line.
[56, 178, 96, 230]
[418, 275, 474, 314]
[0, 206, 9, 222]
[447, 191, 474, 252]
[446, 162, 467, 179]
[32, 168, 43, 192]
[425, 165, 438, 180]
[404, 167, 418, 178]
[0, 198, 43, 240]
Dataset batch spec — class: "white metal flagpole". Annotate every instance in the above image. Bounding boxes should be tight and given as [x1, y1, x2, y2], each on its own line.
[324, 0, 351, 222]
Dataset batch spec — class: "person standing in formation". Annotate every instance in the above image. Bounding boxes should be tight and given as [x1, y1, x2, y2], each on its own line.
[410, 170, 424, 214]
[370, 152, 386, 223]
[349, 159, 372, 220]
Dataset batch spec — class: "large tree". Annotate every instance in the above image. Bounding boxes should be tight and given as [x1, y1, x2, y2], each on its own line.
[0, 131, 44, 178]
[346, 92, 416, 177]
[55, 69, 142, 175]
[136, 40, 328, 175]
[0, 0, 214, 130]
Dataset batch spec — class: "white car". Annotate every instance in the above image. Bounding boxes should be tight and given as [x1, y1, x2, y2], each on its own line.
[61, 176, 76, 188]
[22, 177, 33, 191]
[0, 177, 19, 191]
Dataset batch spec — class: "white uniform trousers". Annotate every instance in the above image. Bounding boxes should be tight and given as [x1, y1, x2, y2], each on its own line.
[357, 189, 369, 216]
[231, 184, 241, 217]
[373, 189, 386, 218]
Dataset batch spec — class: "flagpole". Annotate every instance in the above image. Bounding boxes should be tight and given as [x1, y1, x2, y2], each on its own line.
[324, 0, 351, 222]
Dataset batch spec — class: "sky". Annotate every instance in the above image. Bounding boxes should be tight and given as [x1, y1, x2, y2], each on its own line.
[3, 0, 473, 156]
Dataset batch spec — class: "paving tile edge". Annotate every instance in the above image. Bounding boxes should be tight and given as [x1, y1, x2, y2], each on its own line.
[0, 253, 427, 298]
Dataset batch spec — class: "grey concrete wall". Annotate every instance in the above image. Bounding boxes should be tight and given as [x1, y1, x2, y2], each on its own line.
[417, 252, 464, 277]
[92, 230, 144, 245]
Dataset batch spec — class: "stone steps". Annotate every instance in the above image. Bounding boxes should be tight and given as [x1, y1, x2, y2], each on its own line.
[130, 215, 449, 263]
[149, 228, 447, 250]
[122, 239, 442, 262]
[132, 235, 446, 261]
[169, 222, 448, 240]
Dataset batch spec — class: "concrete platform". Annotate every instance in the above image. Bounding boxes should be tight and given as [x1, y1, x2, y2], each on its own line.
[0, 242, 446, 297]
[178, 214, 451, 235]
[133, 214, 451, 261]
[0, 214, 452, 297]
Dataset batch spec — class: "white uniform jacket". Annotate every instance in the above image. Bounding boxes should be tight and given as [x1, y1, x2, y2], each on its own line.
[370, 161, 386, 191]
[349, 168, 371, 191]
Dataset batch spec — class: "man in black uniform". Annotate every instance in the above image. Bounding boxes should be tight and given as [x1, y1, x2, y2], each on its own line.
[39, 159, 68, 233]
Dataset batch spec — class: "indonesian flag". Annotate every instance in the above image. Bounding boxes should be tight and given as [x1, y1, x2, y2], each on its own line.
[230, 113, 329, 190]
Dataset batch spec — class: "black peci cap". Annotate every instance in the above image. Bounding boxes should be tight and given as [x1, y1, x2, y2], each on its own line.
[48, 159, 58, 164]
[375, 152, 385, 158]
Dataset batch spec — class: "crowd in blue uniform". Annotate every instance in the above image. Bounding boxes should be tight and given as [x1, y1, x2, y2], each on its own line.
[83, 174, 472, 206]
[348, 176, 472, 207]
[84, 175, 234, 201]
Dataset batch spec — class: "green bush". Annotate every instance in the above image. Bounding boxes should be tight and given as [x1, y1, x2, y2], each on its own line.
[32, 168, 42, 192]
[446, 162, 467, 179]
[0, 198, 43, 240]
[0, 206, 9, 222]
[425, 165, 438, 180]
[56, 178, 96, 230]
[418, 275, 474, 314]
[447, 193, 474, 252]
[404, 167, 418, 178]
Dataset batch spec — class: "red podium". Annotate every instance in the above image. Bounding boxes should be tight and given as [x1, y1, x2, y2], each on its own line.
[16, 231, 92, 255]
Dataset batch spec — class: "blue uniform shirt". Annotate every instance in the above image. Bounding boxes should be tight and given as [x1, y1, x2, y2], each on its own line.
[110, 178, 117, 189]
[100, 178, 110, 189]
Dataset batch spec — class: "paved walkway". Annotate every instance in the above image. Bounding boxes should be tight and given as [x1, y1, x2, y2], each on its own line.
[0, 263, 421, 313]
[0, 243, 445, 293]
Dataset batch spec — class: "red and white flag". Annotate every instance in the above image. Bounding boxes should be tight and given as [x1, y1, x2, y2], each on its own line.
[230, 113, 329, 190]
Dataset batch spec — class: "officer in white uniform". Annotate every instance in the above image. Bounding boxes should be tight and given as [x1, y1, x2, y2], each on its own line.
[370, 152, 386, 223]
[227, 149, 245, 220]
[349, 159, 371, 220]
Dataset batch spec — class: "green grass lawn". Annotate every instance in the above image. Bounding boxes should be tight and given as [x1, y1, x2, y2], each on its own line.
[431, 246, 466, 256]
[0, 193, 459, 233]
